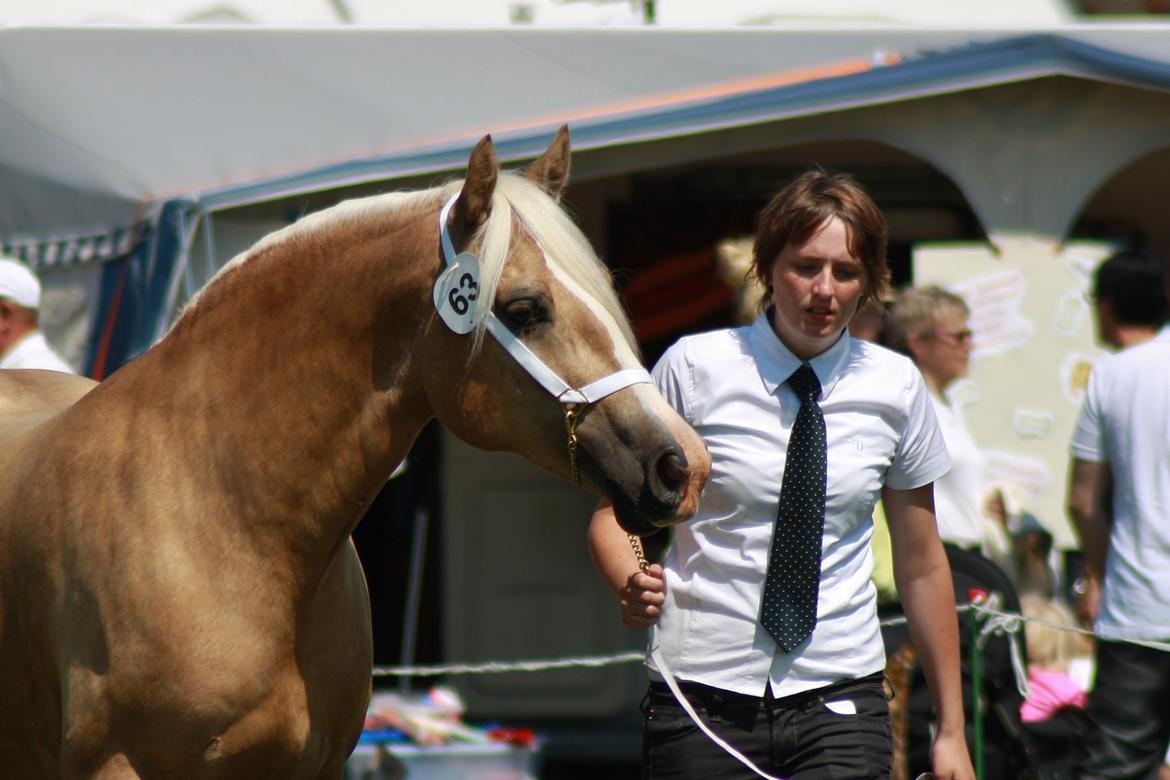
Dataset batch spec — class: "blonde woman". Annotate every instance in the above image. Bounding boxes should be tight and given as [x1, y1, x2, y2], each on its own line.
[884, 286, 987, 553]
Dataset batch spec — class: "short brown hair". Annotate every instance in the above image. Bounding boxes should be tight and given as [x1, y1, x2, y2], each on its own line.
[751, 168, 889, 308]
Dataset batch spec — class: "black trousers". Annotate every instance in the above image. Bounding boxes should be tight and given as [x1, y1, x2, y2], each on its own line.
[1078, 638, 1170, 780]
[641, 672, 892, 780]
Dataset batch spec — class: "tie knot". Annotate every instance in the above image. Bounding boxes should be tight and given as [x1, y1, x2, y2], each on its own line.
[787, 363, 821, 404]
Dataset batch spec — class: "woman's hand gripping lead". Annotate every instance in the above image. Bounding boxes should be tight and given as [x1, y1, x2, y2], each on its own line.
[620, 563, 666, 628]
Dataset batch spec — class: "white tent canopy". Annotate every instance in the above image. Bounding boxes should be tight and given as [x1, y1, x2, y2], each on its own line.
[4, 23, 1170, 247]
[0, 0, 1074, 26]
[5, 22, 1170, 383]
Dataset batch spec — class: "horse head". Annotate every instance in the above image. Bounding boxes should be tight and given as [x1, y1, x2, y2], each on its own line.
[424, 127, 709, 535]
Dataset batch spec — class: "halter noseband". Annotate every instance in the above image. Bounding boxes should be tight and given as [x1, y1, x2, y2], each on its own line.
[436, 193, 652, 486]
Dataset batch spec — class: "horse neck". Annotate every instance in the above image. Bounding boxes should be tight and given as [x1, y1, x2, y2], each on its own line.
[116, 202, 440, 584]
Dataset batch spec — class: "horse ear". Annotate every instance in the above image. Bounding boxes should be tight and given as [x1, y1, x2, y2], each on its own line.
[454, 135, 498, 232]
[524, 125, 571, 202]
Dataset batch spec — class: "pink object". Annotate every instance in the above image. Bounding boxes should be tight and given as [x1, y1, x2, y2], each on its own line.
[1020, 668, 1088, 723]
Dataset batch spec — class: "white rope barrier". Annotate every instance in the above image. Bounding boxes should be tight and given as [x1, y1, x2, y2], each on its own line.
[969, 596, 1031, 699]
[369, 603, 1168, 780]
[372, 650, 644, 678]
[373, 604, 1170, 679]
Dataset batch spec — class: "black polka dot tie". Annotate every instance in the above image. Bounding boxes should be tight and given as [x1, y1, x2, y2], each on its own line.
[760, 362, 827, 653]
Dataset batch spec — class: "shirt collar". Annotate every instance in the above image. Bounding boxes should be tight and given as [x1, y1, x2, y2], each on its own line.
[747, 309, 851, 399]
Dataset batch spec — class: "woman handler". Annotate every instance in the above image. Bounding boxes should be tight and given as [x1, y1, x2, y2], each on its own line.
[589, 169, 974, 780]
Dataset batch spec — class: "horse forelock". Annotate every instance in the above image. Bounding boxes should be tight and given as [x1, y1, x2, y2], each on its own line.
[492, 175, 638, 358]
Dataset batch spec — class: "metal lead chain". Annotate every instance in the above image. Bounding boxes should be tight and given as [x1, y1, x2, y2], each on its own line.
[629, 534, 649, 572]
[563, 404, 582, 488]
[562, 402, 648, 573]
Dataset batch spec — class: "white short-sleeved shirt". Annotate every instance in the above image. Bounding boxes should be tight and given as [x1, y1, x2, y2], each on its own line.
[0, 331, 75, 374]
[1069, 325, 1170, 642]
[648, 313, 950, 698]
[929, 394, 987, 550]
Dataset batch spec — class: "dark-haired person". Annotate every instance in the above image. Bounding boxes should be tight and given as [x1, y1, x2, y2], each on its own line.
[1068, 249, 1170, 780]
[1089, 248, 1167, 350]
[1070, 248, 1167, 629]
[589, 169, 974, 780]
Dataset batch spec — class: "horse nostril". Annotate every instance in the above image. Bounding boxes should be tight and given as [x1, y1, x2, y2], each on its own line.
[655, 448, 688, 494]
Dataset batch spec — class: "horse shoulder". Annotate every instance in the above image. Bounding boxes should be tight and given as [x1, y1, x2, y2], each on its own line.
[54, 541, 370, 777]
[0, 369, 97, 585]
[0, 372, 98, 778]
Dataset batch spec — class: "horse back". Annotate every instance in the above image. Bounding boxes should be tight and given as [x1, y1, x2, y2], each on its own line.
[0, 369, 96, 510]
[0, 369, 96, 540]
[0, 369, 95, 417]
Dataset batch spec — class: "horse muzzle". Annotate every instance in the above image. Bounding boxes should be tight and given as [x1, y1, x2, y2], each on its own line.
[590, 403, 711, 537]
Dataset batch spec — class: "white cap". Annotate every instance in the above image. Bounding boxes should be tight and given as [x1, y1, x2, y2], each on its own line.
[0, 257, 41, 309]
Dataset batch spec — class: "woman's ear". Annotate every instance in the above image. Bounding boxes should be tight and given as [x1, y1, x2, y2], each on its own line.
[905, 332, 927, 361]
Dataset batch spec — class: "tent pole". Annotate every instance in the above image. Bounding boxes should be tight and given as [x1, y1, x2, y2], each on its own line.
[399, 505, 429, 695]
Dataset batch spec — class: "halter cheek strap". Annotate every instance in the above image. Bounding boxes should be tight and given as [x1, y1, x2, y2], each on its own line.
[485, 316, 651, 405]
[436, 193, 652, 408]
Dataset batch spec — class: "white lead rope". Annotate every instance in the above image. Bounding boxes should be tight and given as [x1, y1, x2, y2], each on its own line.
[650, 645, 788, 780]
[653, 645, 934, 780]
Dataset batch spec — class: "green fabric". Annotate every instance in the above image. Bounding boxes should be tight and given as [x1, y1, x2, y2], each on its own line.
[870, 501, 899, 605]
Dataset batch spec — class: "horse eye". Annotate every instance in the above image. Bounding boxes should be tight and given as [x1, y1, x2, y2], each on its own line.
[500, 298, 548, 337]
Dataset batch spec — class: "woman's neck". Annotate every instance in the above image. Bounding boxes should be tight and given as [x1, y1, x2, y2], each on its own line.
[921, 368, 949, 400]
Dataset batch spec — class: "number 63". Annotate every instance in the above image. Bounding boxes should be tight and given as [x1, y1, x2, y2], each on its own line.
[448, 273, 479, 316]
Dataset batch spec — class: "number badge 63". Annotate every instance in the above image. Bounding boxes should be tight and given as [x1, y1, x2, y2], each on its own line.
[433, 252, 483, 334]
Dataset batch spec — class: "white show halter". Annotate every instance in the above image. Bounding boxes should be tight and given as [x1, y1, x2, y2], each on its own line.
[435, 193, 652, 483]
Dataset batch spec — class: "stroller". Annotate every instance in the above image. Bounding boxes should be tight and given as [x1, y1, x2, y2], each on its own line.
[883, 545, 1085, 779]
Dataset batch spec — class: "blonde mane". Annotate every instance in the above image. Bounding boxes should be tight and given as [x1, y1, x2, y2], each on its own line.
[176, 173, 636, 359]
[172, 189, 437, 327]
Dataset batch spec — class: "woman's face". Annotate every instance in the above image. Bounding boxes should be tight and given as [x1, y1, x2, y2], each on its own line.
[914, 313, 973, 390]
[768, 216, 866, 360]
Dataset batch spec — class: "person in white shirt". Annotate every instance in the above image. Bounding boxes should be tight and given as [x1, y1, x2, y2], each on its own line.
[883, 286, 987, 552]
[0, 257, 76, 374]
[1067, 249, 1170, 780]
[589, 169, 973, 780]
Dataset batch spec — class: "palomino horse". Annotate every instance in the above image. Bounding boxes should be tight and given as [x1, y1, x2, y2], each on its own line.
[0, 128, 710, 779]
